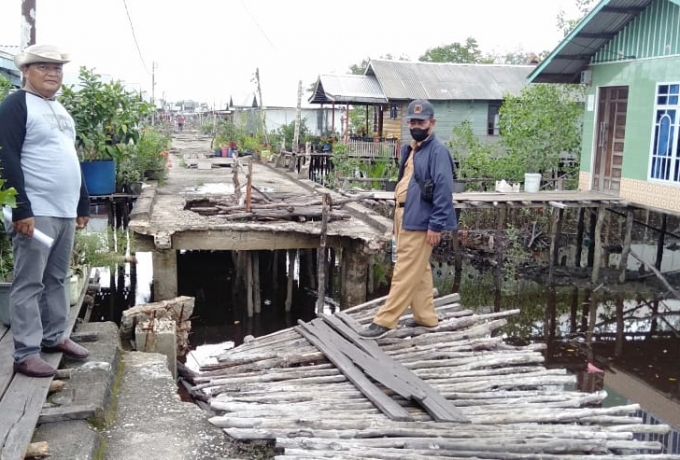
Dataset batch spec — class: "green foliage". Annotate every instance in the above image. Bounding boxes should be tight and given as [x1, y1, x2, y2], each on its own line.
[269, 119, 309, 151]
[349, 58, 370, 75]
[0, 75, 11, 101]
[214, 115, 266, 153]
[557, 0, 596, 37]
[499, 84, 584, 175]
[59, 67, 153, 162]
[136, 128, 171, 171]
[448, 121, 525, 182]
[419, 37, 493, 63]
[0, 77, 19, 280]
[0, 230, 13, 281]
[324, 143, 359, 189]
[214, 118, 242, 148]
[72, 228, 134, 268]
[358, 146, 399, 188]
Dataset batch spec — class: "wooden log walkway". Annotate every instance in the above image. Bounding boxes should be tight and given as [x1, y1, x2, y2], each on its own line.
[0, 279, 89, 460]
[185, 293, 680, 459]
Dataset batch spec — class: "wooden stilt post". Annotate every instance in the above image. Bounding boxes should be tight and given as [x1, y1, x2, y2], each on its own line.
[245, 160, 253, 212]
[643, 208, 650, 242]
[367, 256, 375, 295]
[452, 229, 462, 274]
[575, 207, 585, 268]
[232, 158, 241, 204]
[618, 207, 634, 284]
[655, 213, 667, 271]
[591, 206, 606, 285]
[548, 206, 563, 285]
[587, 209, 596, 268]
[306, 249, 316, 290]
[493, 207, 507, 312]
[272, 250, 279, 294]
[246, 251, 253, 317]
[328, 248, 336, 293]
[316, 193, 330, 313]
[253, 251, 261, 314]
[615, 295, 624, 357]
[285, 249, 295, 312]
[569, 286, 579, 334]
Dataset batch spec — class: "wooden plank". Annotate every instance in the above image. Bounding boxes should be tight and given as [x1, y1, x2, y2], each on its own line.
[325, 313, 469, 423]
[293, 321, 412, 421]
[302, 319, 424, 401]
[0, 278, 88, 460]
[0, 325, 14, 401]
[38, 403, 100, 424]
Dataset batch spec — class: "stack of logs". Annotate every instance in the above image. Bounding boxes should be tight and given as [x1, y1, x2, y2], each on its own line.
[177, 293, 678, 459]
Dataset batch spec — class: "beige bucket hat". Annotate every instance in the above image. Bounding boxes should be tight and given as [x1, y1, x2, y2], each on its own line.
[14, 44, 71, 68]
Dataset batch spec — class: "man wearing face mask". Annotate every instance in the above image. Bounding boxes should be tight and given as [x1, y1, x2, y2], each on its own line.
[359, 99, 456, 339]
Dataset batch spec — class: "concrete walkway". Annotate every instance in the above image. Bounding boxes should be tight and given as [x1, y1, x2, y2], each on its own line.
[33, 322, 240, 460]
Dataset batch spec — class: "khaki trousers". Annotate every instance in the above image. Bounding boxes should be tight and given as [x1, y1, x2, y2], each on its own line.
[373, 207, 438, 329]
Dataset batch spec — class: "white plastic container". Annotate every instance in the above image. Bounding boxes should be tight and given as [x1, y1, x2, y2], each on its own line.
[524, 173, 542, 193]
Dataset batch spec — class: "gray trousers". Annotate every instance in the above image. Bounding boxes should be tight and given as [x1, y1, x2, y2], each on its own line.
[10, 217, 75, 363]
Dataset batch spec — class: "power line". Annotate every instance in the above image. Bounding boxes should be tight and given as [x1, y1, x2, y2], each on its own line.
[238, 0, 278, 52]
[121, 0, 150, 74]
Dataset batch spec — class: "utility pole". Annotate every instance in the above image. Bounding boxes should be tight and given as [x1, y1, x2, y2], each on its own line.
[151, 61, 158, 125]
[293, 80, 302, 153]
[254, 68, 269, 146]
[20, 0, 37, 50]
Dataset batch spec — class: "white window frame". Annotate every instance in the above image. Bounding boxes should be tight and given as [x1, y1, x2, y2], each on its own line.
[648, 82, 680, 184]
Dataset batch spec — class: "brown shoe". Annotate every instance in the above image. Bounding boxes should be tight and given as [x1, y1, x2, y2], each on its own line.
[14, 355, 57, 378]
[42, 338, 89, 360]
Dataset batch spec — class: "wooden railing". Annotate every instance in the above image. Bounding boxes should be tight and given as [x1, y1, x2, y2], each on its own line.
[345, 139, 399, 158]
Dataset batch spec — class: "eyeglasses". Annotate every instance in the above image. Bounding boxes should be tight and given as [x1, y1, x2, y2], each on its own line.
[32, 64, 63, 74]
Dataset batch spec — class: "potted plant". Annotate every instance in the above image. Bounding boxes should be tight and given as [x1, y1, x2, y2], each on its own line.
[60, 67, 153, 195]
[134, 129, 171, 181]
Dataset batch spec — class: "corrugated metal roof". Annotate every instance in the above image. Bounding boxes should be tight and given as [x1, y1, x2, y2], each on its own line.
[366, 60, 533, 101]
[308, 74, 388, 104]
[529, 0, 661, 83]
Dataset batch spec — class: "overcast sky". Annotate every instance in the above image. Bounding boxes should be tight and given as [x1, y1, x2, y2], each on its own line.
[0, 0, 581, 108]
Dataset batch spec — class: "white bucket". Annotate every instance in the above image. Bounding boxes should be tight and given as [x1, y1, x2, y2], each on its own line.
[524, 173, 542, 193]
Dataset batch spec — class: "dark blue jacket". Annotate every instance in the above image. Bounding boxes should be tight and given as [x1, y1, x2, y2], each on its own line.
[398, 135, 457, 232]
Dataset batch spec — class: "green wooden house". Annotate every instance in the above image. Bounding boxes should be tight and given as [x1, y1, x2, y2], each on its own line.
[310, 59, 532, 144]
[529, 0, 680, 215]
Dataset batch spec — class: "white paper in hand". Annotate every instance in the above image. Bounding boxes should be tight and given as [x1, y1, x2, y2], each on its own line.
[2, 207, 55, 248]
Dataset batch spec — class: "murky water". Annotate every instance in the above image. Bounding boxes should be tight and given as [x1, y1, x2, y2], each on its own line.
[87, 215, 680, 442]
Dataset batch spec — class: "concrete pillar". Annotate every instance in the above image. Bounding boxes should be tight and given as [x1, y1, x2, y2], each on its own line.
[340, 243, 369, 309]
[152, 250, 178, 301]
[135, 318, 177, 379]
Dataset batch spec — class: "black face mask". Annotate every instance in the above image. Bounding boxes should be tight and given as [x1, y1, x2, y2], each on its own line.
[409, 127, 429, 142]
